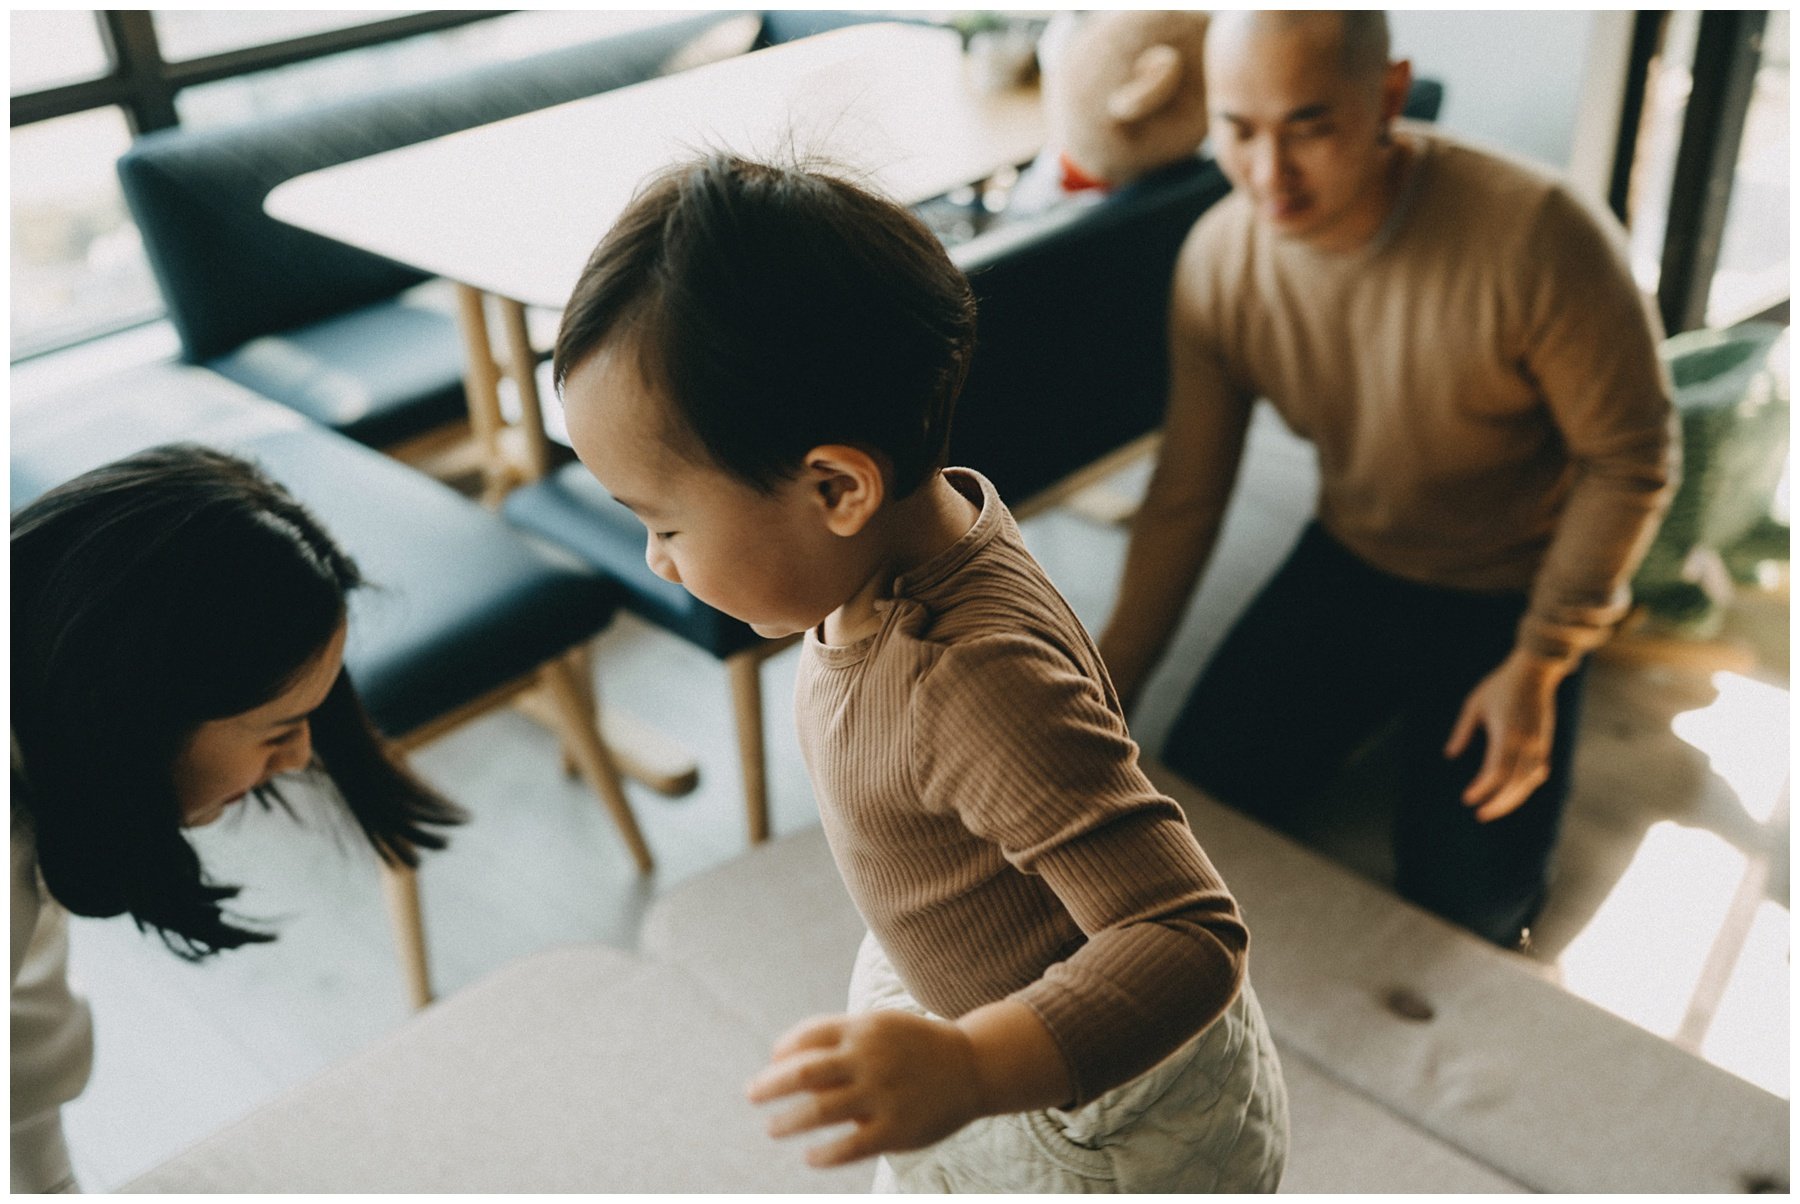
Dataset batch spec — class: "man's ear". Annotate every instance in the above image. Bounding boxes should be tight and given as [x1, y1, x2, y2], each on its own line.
[802, 444, 887, 537]
[1108, 43, 1184, 124]
[1380, 57, 1413, 129]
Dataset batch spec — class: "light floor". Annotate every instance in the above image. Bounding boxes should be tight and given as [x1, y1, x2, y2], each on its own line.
[42, 404, 1792, 1191]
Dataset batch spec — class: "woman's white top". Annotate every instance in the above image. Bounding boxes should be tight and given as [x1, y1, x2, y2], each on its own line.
[11, 748, 94, 1132]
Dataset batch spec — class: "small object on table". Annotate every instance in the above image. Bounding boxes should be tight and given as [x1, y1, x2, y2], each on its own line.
[958, 15, 1044, 95]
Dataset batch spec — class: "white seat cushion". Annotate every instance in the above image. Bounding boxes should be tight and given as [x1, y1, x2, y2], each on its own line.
[126, 767, 1786, 1194]
[642, 768, 1788, 1195]
[1277, 1049, 1520, 1192]
[1147, 764, 1789, 1195]
[639, 820, 867, 1041]
[124, 945, 869, 1193]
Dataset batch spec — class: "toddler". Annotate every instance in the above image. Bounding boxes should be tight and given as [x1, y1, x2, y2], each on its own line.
[553, 153, 1288, 1192]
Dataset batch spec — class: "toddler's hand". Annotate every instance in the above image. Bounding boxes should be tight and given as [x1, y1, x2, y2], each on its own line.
[745, 1009, 986, 1167]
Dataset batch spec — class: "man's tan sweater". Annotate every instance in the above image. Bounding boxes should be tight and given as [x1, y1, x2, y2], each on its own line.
[795, 469, 1248, 1107]
[1123, 127, 1675, 670]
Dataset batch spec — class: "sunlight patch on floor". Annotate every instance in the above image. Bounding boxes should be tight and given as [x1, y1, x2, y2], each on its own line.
[1701, 899, 1791, 1098]
[1670, 671, 1791, 824]
[1558, 821, 1747, 1036]
[1555, 668, 1789, 1099]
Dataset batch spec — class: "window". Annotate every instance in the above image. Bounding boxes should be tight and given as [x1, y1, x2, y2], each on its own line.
[1707, 10, 1788, 326]
[151, 10, 395, 62]
[10, 108, 162, 357]
[10, 9, 693, 360]
[1624, 13, 1702, 298]
[9, 10, 111, 95]
[1619, 11, 1786, 334]
[175, 11, 690, 130]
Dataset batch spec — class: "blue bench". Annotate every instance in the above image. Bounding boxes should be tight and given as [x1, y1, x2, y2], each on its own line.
[116, 13, 754, 448]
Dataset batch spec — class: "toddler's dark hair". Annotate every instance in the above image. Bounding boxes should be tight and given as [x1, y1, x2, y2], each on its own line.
[553, 153, 977, 498]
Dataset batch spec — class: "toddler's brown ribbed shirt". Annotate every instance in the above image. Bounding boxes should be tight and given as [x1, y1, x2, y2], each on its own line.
[795, 468, 1248, 1107]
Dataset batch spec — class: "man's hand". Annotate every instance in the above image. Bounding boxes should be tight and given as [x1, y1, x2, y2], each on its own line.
[1445, 649, 1570, 823]
[746, 1010, 985, 1168]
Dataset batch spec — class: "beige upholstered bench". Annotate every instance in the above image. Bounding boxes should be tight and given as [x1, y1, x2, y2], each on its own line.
[127, 768, 1787, 1193]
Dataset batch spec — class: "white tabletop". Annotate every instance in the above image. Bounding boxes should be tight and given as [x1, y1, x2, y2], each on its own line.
[267, 23, 1045, 310]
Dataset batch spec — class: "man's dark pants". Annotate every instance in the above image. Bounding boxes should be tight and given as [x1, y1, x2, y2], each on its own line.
[1163, 522, 1588, 947]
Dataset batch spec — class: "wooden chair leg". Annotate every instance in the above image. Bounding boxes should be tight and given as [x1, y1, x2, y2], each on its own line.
[380, 862, 433, 1011]
[538, 658, 655, 873]
[727, 650, 770, 844]
[558, 646, 596, 777]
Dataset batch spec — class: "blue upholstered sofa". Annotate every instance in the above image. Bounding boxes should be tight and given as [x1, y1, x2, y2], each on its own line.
[115, 12, 758, 448]
[112, 11, 958, 450]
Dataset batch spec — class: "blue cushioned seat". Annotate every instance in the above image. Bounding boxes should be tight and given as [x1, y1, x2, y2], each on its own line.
[754, 9, 934, 48]
[947, 159, 1234, 504]
[206, 295, 470, 451]
[115, 12, 748, 447]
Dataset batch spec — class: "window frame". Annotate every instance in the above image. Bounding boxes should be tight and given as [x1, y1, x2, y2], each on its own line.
[10, 10, 510, 134]
[1655, 9, 1770, 334]
[1607, 10, 1785, 334]
[9, 10, 512, 358]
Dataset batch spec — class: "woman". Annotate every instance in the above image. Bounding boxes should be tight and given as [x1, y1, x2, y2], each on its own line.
[11, 444, 464, 1191]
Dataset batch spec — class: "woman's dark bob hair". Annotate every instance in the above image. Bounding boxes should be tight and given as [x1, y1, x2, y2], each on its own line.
[553, 152, 978, 499]
[11, 444, 463, 959]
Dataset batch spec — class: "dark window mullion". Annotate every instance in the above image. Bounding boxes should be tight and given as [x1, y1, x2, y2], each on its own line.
[1608, 10, 1669, 225]
[102, 9, 178, 134]
[11, 9, 513, 131]
[9, 75, 138, 127]
[1657, 9, 1767, 335]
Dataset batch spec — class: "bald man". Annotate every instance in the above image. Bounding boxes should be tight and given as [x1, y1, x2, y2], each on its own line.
[1098, 11, 1676, 948]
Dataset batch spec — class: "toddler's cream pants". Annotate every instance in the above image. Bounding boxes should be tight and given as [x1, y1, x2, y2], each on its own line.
[847, 932, 1289, 1193]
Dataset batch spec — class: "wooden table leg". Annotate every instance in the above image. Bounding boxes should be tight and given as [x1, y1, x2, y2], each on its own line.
[480, 293, 715, 834]
[497, 297, 552, 483]
[452, 283, 512, 507]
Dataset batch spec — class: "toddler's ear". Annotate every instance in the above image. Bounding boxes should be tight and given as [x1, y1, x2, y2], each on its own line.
[803, 445, 886, 537]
